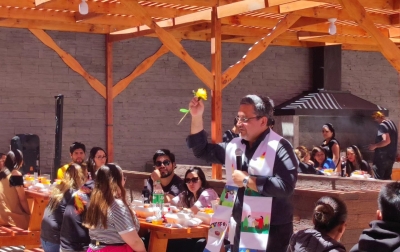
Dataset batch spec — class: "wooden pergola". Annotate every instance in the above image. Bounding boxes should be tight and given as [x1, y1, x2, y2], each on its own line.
[4, 0, 400, 179]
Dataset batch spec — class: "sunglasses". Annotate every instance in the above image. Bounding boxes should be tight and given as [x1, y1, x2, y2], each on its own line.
[155, 160, 171, 167]
[185, 177, 200, 184]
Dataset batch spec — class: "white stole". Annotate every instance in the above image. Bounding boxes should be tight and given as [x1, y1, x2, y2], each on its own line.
[204, 130, 282, 252]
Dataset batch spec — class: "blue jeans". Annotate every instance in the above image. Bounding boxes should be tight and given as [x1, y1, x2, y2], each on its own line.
[41, 238, 60, 252]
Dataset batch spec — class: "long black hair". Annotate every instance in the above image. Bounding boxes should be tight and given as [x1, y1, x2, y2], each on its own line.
[4, 150, 23, 172]
[182, 167, 209, 208]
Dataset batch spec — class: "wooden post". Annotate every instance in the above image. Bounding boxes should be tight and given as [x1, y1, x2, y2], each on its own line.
[106, 35, 114, 162]
[211, 6, 223, 180]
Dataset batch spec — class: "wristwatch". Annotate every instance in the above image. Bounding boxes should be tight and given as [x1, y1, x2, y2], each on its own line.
[243, 175, 250, 187]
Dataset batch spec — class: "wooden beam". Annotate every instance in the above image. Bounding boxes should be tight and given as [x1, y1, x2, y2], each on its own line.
[110, 22, 210, 42]
[111, 9, 211, 35]
[279, 1, 327, 13]
[341, 43, 380, 51]
[221, 13, 301, 88]
[294, 7, 390, 26]
[138, 0, 218, 7]
[106, 35, 114, 162]
[312, 0, 393, 9]
[290, 17, 328, 28]
[119, 0, 213, 89]
[298, 32, 377, 45]
[112, 45, 170, 98]
[217, 0, 266, 18]
[338, 0, 400, 72]
[211, 6, 223, 180]
[74, 13, 104, 23]
[0, 18, 131, 34]
[29, 29, 106, 98]
[25, 0, 197, 19]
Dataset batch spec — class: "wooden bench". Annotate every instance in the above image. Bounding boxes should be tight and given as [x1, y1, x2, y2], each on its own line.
[0, 190, 49, 248]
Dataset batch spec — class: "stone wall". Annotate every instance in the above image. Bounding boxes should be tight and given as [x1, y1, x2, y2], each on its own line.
[0, 27, 398, 174]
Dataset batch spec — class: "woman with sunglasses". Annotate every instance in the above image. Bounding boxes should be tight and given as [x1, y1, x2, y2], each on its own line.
[171, 167, 218, 214]
[87, 147, 107, 180]
[84, 163, 145, 252]
[168, 167, 218, 252]
[344, 145, 372, 177]
[321, 123, 340, 170]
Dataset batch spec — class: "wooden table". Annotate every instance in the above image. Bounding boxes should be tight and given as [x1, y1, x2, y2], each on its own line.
[0, 190, 49, 248]
[139, 218, 209, 252]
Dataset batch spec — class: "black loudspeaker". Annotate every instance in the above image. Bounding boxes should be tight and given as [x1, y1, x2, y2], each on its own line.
[10, 134, 40, 175]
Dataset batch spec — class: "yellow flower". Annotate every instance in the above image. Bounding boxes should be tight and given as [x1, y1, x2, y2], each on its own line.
[194, 88, 207, 101]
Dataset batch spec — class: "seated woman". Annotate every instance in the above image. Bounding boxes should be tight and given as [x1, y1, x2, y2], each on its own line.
[295, 146, 322, 175]
[310, 146, 336, 171]
[287, 196, 347, 252]
[344, 145, 372, 177]
[0, 150, 30, 229]
[84, 163, 145, 252]
[87, 147, 107, 180]
[59, 163, 93, 252]
[171, 166, 218, 214]
[168, 167, 218, 252]
[41, 163, 87, 252]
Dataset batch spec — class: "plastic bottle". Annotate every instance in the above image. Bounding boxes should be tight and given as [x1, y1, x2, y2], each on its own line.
[141, 179, 151, 204]
[152, 180, 164, 219]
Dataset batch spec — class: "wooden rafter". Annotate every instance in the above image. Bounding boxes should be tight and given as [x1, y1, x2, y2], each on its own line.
[29, 29, 107, 98]
[119, 0, 213, 89]
[112, 44, 170, 98]
[221, 13, 301, 88]
[338, 0, 400, 72]
[279, 1, 327, 13]
[217, 0, 266, 18]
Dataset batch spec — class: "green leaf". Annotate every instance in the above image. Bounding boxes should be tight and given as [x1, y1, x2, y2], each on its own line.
[180, 108, 189, 113]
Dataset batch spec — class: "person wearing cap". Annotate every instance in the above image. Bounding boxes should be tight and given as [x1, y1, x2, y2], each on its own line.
[57, 142, 86, 180]
[369, 111, 398, 180]
[187, 94, 298, 252]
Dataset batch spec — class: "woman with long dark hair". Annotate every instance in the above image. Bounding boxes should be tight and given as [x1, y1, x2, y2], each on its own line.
[0, 150, 30, 229]
[321, 123, 340, 169]
[287, 196, 347, 251]
[345, 145, 371, 176]
[310, 146, 335, 170]
[87, 147, 107, 180]
[84, 164, 145, 252]
[171, 166, 218, 214]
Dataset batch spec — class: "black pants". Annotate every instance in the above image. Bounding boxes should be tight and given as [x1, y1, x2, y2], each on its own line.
[373, 159, 394, 180]
[230, 222, 293, 252]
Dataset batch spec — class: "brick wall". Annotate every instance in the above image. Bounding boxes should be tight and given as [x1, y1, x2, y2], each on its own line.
[0, 28, 106, 176]
[0, 28, 398, 173]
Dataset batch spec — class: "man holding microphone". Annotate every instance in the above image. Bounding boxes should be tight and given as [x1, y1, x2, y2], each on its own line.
[186, 94, 298, 252]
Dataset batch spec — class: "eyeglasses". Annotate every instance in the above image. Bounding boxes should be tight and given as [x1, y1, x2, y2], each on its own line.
[185, 177, 199, 184]
[95, 155, 107, 159]
[235, 116, 261, 123]
[155, 160, 171, 167]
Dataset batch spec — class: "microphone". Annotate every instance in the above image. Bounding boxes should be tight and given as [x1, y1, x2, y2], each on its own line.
[235, 148, 243, 171]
